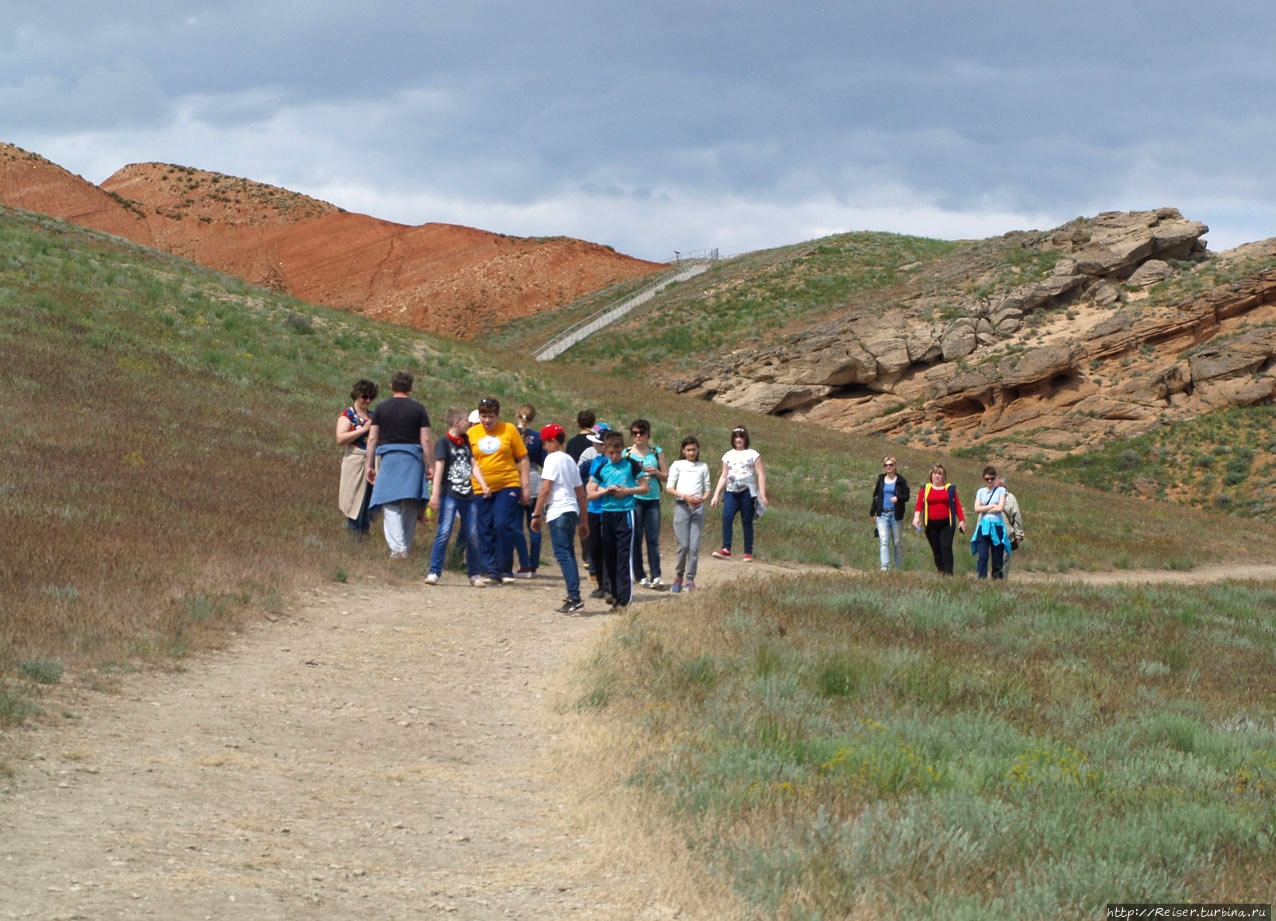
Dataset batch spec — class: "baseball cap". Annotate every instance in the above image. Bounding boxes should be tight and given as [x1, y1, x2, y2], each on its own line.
[539, 423, 565, 442]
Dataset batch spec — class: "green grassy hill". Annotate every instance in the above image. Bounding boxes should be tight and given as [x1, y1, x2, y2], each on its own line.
[1024, 404, 1276, 519]
[6, 203, 1276, 915]
[4, 200, 1273, 678]
[502, 231, 962, 372]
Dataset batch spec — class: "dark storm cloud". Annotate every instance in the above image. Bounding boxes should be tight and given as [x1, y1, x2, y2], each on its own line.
[4, 0, 1276, 254]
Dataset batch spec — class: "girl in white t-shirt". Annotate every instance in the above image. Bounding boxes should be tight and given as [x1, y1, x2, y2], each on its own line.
[710, 425, 768, 561]
[665, 435, 712, 592]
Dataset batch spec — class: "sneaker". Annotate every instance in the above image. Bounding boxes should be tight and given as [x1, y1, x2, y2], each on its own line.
[638, 577, 650, 588]
[425, 573, 439, 585]
[390, 550, 408, 560]
[742, 554, 753, 562]
[470, 575, 487, 587]
[711, 548, 731, 560]
[556, 599, 585, 614]
[603, 594, 615, 606]
[517, 567, 535, 579]
[500, 575, 517, 585]
[589, 588, 606, 599]
[650, 577, 665, 590]
[670, 579, 682, 594]
[685, 580, 695, 591]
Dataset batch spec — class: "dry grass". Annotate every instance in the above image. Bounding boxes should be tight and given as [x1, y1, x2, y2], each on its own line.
[0, 207, 496, 707]
[577, 575, 1276, 918]
[547, 670, 745, 919]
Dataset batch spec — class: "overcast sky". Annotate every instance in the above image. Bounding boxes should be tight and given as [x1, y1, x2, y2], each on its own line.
[5, 1, 1274, 260]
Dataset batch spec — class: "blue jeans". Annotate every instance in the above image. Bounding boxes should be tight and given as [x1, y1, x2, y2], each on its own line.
[721, 490, 754, 554]
[347, 482, 373, 535]
[517, 502, 542, 570]
[876, 514, 903, 570]
[631, 500, 661, 580]
[976, 523, 1006, 579]
[428, 494, 480, 578]
[548, 512, 582, 601]
[477, 487, 523, 579]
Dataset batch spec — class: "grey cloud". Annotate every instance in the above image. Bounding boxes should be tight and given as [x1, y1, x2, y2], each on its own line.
[0, 59, 171, 132]
[4, 0, 1276, 256]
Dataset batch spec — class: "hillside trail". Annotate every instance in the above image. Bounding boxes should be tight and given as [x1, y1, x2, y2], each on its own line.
[0, 555, 810, 921]
[4, 554, 1275, 921]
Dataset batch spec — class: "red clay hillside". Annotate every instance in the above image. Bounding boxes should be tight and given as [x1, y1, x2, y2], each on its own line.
[0, 142, 662, 338]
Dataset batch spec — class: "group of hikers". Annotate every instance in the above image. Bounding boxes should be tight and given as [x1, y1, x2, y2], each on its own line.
[335, 372, 768, 613]
[336, 372, 1024, 614]
[872, 458, 1025, 580]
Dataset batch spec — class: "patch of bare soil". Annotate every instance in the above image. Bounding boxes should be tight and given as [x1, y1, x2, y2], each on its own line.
[0, 143, 663, 340]
[0, 558, 808, 920]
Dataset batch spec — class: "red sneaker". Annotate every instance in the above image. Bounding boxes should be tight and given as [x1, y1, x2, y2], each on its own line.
[711, 548, 731, 559]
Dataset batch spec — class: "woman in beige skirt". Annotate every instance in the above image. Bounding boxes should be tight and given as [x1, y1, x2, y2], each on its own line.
[336, 379, 378, 536]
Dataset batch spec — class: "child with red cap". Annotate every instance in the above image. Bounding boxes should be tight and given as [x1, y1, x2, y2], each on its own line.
[529, 423, 590, 614]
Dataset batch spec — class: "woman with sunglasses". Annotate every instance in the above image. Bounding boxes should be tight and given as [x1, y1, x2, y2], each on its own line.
[710, 425, 768, 562]
[625, 419, 668, 588]
[971, 465, 1010, 579]
[869, 456, 910, 571]
[336, 378, 378, 538]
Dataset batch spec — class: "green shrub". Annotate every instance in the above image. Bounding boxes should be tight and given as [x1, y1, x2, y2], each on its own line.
[20, 656, 64, 685]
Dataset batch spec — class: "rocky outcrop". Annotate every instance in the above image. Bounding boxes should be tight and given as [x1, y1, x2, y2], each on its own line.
[665, 210, 1276, 458]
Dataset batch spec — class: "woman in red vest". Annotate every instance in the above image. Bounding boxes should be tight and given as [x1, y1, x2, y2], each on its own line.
[912, 463, 966, 575]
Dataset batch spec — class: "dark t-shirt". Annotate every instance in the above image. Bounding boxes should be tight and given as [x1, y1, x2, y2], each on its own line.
[371, 397, 430, 445]
[434, 435, 475, 499]
[565, 433, 592, 462]
[519, 427, 546, 468]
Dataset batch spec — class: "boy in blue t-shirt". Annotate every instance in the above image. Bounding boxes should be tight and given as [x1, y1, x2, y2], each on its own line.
[586, 430, 648, 609]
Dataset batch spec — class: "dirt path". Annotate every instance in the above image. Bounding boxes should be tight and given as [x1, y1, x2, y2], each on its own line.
[1013, 562, 1276, 585]
[4, 557, 1273, 920]
[0, 559, 809, 921]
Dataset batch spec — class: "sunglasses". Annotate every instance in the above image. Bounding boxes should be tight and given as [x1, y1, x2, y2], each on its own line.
[478, 399, 498, 410]
[984, 476, 996, 481]
[631, 429, 647, 436]
[884, 463, 895, 468]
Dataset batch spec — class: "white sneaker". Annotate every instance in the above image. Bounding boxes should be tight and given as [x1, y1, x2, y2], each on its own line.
[500, 575, 517, 585]
[425, 573, 439, 585]
[649, 577, 665, 590]
[638, 577, 651, 588]
[470, 575, 487, 587]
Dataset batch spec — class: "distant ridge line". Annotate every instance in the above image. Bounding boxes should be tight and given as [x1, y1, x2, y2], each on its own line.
[534, 250, 719, 361]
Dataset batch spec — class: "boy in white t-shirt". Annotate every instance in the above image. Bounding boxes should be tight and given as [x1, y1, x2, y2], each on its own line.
[530, 424, 590, 614]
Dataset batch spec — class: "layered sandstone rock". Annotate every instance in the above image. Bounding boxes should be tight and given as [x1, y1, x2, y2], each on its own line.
[666, 209, 1276, 458]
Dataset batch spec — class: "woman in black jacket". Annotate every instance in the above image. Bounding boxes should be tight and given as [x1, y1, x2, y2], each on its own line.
[869, 456, 910, 571]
